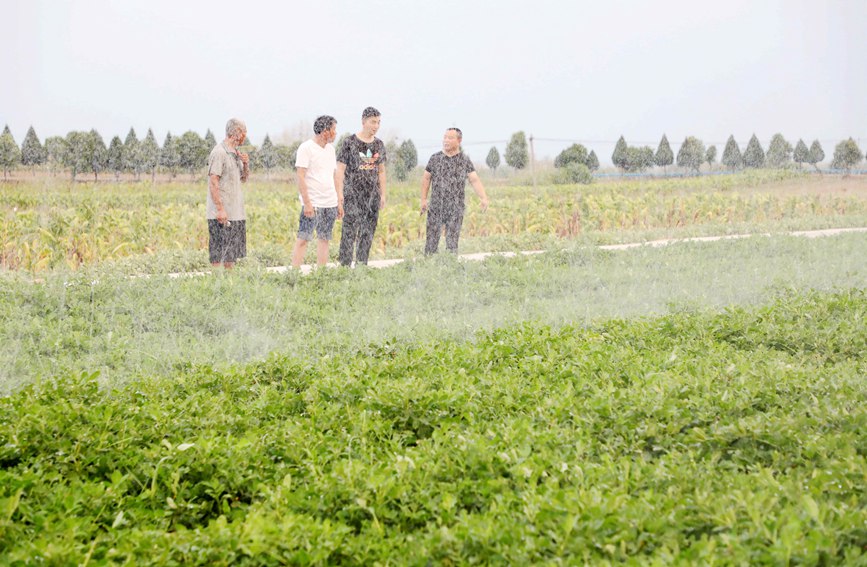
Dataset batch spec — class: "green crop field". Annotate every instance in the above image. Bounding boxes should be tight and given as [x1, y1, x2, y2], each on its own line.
[1, 172, 866, 563]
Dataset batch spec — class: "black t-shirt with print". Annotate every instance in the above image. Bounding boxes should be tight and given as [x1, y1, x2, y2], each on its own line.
[425, 151, 475, 210]
[337, 135, 386, 205]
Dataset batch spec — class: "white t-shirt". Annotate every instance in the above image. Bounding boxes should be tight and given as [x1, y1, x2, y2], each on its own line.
[295, 139, 338, 208]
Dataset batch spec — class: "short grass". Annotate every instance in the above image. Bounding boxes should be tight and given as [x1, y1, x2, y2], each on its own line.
[1, 233, 864, 393]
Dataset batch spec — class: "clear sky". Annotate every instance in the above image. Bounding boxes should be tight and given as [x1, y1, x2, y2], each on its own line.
[5, 0, 866, 163]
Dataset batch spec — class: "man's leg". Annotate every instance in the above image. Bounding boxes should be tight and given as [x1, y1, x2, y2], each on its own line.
[316, 239, 329, 266]
[315, 207, 337, 266]
[338, 207, 359, 266]
[444, 208, 465, 254]
[355, 205, 379, 265]
[425, 209, 443, 255]
[291, 239, 309, 268]
[293, 211, 314, 268]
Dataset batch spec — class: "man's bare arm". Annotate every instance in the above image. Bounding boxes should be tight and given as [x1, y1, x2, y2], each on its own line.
[335, 163, 346, 219]
[420, 170, 432, 213]
[209, 173, 228, 224]
[296, 167, 314, 217]
[468, 171, 489, 212]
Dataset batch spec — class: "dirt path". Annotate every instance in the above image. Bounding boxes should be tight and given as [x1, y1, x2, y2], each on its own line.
[255, 227, 867, 276]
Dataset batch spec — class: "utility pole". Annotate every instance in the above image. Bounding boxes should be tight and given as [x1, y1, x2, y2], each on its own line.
[529, 134, 536, 189]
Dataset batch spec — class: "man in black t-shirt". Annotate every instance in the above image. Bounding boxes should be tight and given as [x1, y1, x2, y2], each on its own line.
[421, 128, 490, 255]
[336, 107, 387, 266]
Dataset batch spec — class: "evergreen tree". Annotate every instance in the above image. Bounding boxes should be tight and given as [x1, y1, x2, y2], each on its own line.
[2, 125, 10, 137]
[0, 128, 21, 179]
[705, 145, 717, 171]
[504, 131, 529, 169]
[122, 128, 141, 179]
[807, 140, 825, 171]
[178, 131, 207, 179]
[766, 133, 793, 167]
[45, 136, 67, 176]
[139, 129, 161, 183]
[21, 126, 46, 172]
[793, 139, 809, 167]
[160, 132, 181, 179]
[398, 139, 418, 171]
[623, 146, 655, 173]
[830, 138, 863, 175]
[204, 129, 217, 151]
[612, 136, 628, 170]
[88, 129, 108, 181]
[654, 134, 674, 173]
[554, 144, 588, 168]
[586, 150, 599, 172]
[721, 135, 742, 170]
[276, 142, 301, 170]
[107, 136, 124, 181]
[392, 153, 409, 181]
[676, 136, 706, 174]
[259, 135, 278, 178]
[64, 131, 91, 182]
[743, 134, 765, 168]
[486, 146, 500, 174]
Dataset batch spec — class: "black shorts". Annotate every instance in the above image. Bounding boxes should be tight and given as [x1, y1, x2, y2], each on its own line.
[208, 219, 247, 264]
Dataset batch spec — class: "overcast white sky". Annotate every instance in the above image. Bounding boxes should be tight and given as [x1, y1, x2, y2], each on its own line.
[4, 0, 866, 162]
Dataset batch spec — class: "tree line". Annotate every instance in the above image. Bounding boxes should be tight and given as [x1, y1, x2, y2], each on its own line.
[0, 125, 421, 182]
[1, 125, 864, 182]
[608, 133, 864, 175]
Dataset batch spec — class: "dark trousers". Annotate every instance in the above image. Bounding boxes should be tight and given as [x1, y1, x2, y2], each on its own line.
[339, 197, 379, 266]
[425, 205, 464, 255]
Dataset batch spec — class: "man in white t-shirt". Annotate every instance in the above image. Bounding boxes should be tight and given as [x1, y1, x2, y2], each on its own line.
[292, 115, 343, 268]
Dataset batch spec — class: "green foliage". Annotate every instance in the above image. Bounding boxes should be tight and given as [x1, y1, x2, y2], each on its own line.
[808, 140, 825, 169]
[612, 135, 628, 170]
[485, 146, 500, 173]
[177, 131, 208, 178]
[0, 127, 21, 179]
[277, 142, 300, 171]
[586, 150, 599, 172]
[259, 135, 278, 174]
[20, 126, 46, 168]
[139, 129, 161, 181]
[160, 132, 181, 178]
[766, 133, 793, 168]
[44, 136, 67, 176]
[654, 134, 674, 170]
[722, 135, 742, 170]
[63, 131, 92, 181]
[793, 139, 809, 166]
[743, 135, 765, 169]
[122, 128, 141, 178]
[87, 129, 108, 181]
[705, 145, 717, 169]
[398, 139, 418, 171]
[107, 136, 124, 180]
[505, 131, 529, 169]
[676, 136, 706, 173]
[831, 138, 863, 174]
[204, 129, 217, 151]
[623, 146, 655, 173]
[554, 143, 588, 169]
[1, 287, 866, 563]
[552, 162, 593, 185]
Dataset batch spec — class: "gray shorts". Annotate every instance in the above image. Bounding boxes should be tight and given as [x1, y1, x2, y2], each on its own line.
[297, 207, 338, 241]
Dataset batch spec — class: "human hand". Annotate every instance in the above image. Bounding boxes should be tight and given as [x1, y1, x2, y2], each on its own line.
[240, 153, 249, 167]
[216, 208, 229, 225]
[337, 203, 344, 220]
[420, 198, 427, 215]
[303, 203, 315, 218]
[480, 197, 489, 212]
